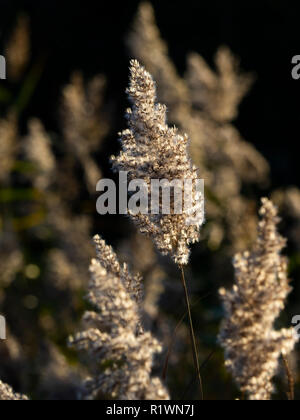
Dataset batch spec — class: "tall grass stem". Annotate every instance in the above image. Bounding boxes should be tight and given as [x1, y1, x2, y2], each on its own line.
[180, 265, 203, 400]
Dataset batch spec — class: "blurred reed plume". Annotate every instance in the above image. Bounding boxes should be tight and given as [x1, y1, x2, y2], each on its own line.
[36, 341, 81, 400]
[5, 15, 30, 82]
[186, 48, 253, 123]
[0, 231, 23, 296]
[219, 198, 298, 400]
[69, 236, 169, 400]
[61, 73, 108, 194]
[24, 119, 56, 190]
[0, 114, 18, 185]
[272, 187, 300, 251]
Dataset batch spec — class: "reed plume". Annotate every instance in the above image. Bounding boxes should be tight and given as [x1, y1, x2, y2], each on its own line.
[219, 198, 298, 400]
[69, 236, 169, 400]
[0, 380, 28, 401]
[112, 60, 204, 266]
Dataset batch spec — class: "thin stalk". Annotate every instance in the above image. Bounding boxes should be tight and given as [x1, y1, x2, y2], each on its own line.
[181, 350, 215, 400]
[282, 355, 295, 401]
[162, 292, 211, 381]
[162, 311, 186, 381]
[180, 265, 203, 400]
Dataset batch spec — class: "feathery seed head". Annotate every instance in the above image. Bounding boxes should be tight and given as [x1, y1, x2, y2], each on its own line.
[219, 198, 298, 400]
[112, 60, 204, 266]
[0, 380, 28, 401]
[69, 236, 169, 400]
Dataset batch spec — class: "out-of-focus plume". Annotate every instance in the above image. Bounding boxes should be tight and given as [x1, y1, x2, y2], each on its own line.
[37, 342, 82, 400]
[61, 72, 108, 193]
[23, 119, 56, 190]
[0, 114, 18, 185]
[272, 187, 300, 251]
[0, 231, 23, 302]
[127, 2, 189, 117]
[186, 47, 253, 123]
[5, 15, 30, 82]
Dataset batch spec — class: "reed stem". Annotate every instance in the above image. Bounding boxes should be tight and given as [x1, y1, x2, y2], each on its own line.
[180, 265, 203, 400]
[282, 355, 294, 401]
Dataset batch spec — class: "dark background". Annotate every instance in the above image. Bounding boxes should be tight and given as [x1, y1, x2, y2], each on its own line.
[1, 0, 300, 189]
